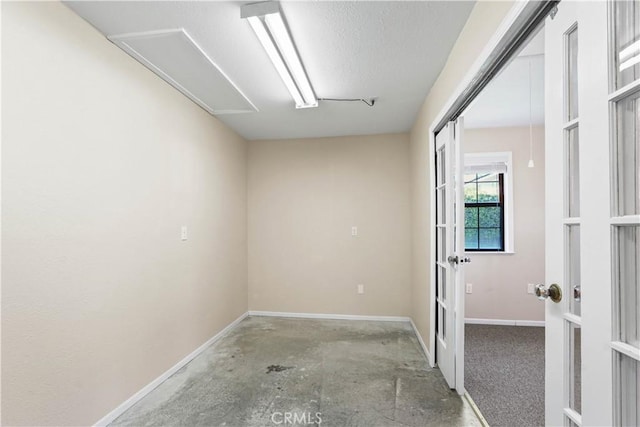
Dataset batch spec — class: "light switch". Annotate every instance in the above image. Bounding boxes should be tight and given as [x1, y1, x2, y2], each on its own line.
[181, 226, 188, 241]
[351, 226, 358, 236]
[466, 283, 473, 294]
[357, 284, 364, 294]
[527, 283, 535, 294]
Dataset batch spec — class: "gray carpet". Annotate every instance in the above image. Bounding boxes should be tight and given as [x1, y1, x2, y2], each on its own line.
[465, 324, 545, 427]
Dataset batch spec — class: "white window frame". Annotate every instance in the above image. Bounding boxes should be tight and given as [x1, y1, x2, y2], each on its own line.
[464, 151, 515, 253]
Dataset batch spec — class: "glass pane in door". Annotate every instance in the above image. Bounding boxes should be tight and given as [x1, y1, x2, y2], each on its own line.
[615, 353, 639, 426]
[437, 227, 446, 263]
[441, 306, 446, 339]
[437, 189, 446, 224]
[567, 27, 579, 121]
[437, 148, 446, 186]
[566, 127, 581, 218]
[613, 0, 640, 89]
[615, 225, 639, 347]
[569, 322, 582, 413]
[567, 225, 581, 316]
[614, 92, 640, 216]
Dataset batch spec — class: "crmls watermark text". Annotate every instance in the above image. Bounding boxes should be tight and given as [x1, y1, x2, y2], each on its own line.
[270, 411, 322, 425]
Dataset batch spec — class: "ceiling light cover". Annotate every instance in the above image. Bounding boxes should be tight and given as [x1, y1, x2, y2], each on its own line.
[242, 2, 317, 109]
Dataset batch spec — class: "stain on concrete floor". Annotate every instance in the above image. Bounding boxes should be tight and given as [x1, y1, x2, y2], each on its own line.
[110, 317, 481, 427]
[266, 365, 294, 374]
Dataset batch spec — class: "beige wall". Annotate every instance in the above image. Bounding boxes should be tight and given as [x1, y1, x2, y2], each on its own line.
[464, 126, 545, 322]
[2, 2, 247, 425]
[248, 134, 411, 316]
[409, 1, 516, 347]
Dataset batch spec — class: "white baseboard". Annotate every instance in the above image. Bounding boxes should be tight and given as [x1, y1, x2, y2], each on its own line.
[409, 319, 433, 366]
[248, 310, 411, 322]
[94, 311, 249, 426]
[465, 318, 545, 327]
[464, 392, 490, 427]
[514, 320, 546, 327]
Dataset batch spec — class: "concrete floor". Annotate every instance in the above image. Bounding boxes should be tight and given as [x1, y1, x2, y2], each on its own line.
[111, 317, 481, 427]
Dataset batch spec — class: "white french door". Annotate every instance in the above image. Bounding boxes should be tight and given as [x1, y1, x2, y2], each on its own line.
[544, 1, 639, 426]
[434, 119, 466, 394]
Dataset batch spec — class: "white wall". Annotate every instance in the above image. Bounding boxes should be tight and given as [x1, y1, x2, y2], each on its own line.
[464, 126, 545, 322]
[248, 134, 411, 316]
[2, 2, 247, 425]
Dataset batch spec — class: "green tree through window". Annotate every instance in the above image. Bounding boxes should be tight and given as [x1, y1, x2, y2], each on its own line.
[464, 173, 505, 251]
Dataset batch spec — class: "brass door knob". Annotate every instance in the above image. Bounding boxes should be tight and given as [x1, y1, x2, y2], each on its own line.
[535, 283, 562, 303]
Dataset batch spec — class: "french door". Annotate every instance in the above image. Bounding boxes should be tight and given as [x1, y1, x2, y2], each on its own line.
[434, 119, 466, 394]
[544, 1, 639, 426]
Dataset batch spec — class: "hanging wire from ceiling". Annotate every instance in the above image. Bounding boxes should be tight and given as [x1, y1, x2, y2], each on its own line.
[527, 57, 535, 168]
[317, 97, 376, 107]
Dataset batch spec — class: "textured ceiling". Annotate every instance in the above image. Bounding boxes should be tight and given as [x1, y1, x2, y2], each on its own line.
[65, 1, 475, 140]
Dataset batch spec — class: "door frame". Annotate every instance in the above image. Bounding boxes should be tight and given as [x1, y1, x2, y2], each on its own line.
[427, 0, 556, 386]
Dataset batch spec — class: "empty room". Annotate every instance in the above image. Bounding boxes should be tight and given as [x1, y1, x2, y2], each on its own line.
[2, 1, 638, 427]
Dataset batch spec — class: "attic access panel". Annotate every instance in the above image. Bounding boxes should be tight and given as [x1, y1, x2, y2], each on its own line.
[109, 29, 257, 115]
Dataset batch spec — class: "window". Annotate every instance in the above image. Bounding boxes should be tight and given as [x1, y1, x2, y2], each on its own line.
[464, 152, 513, 252]
[465, 172, 505, 251]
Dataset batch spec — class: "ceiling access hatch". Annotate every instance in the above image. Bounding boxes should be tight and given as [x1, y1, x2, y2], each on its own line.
[109, 29, 257, 115]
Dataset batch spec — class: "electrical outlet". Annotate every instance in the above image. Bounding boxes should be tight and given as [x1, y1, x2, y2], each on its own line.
[466, 283, 473, 294]
[181, 226, 188, 241]
[351, 226, 358, 236]
[527, 283, 535, 294]
[357, 284, 364, 294]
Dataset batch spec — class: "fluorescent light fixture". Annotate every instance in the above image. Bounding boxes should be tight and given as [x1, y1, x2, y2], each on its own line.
[242, 2, 317, 109]
[246, 16, 305, 107]
[620, 54, 640, 72]
[619, 40, 640, 61]
[619, 39, 640, 72]
[527, 58, 535, 168]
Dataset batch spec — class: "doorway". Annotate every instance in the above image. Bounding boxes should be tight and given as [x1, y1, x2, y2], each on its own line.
[430, 2, 639, 426]
[460, 27, 546, 426]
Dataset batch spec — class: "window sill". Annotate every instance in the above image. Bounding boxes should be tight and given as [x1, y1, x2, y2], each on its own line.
[465, 251, 515, 255]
